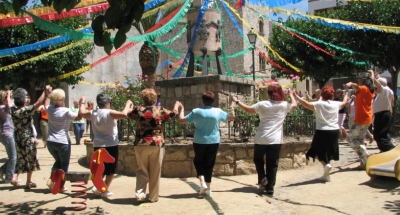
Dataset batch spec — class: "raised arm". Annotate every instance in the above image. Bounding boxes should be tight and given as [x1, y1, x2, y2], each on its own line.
[288, 89, 298, 111]
[79, 96, 91, 120]
[110, 100, 133, 120]
[294, 92, 314, 111]
[369, 69, 382, 93]
[5, 90, 11, 107]
[304, 90, 312, 102]
[345, 82, 359, 91]
[34, 85, 51, 111]
[178, 103, 187, 124]
[340, 85, 350, 109]
[230, 96, 256, 114]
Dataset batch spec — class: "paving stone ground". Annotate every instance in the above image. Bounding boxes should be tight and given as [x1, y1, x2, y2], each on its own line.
[0, 133, 399, 215]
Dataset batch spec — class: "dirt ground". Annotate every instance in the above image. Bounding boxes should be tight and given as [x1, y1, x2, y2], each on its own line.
[0, 133, 399, 215]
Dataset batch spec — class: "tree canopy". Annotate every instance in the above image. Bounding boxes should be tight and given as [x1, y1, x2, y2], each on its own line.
[0, 16, 93, 91]
[268, 0, 400, 88]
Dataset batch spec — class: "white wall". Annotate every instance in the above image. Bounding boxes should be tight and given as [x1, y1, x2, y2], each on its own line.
[66, 28, 142, 108]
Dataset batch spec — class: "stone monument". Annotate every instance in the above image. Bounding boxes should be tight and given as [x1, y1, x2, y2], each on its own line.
[186, 0, 225, 77]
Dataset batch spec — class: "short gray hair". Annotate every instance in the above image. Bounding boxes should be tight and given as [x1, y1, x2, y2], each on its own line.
[377, 77, 387, 86]
[96, 93, 112, 108]
[13, 88, 28, 107]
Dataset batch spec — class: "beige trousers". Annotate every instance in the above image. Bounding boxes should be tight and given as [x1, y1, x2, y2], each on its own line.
[134, 146, 165, 202]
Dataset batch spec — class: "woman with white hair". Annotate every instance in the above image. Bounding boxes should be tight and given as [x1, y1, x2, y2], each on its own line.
[45, 88, 82, 191]
[10, 85, 51, 188]
[372, 72, 395, 152]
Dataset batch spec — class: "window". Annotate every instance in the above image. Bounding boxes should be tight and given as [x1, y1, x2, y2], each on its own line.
[259, 53, 266, 72]
[258, 18, 264, 36]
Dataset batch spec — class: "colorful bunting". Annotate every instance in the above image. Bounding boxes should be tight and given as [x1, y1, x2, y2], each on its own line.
[0, 26, 92, 57]
[223, 0, 301, 72]
[172, 0, 209, 78]
[0, 0, 107, 19]
[261, 6, 400, 34]
[256, 47, 294, 74]
[0, 39, 91, 72]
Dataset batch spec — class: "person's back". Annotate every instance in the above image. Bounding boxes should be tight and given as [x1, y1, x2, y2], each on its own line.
[253, 100, 291, 144]
[355, 85, 373, 125]
[46, 106, 76, 144]
[313, 100, 342, 130]
[90, 109, 118, 147]
[187, 106, 227, 144]
[0, 105, 13, 137]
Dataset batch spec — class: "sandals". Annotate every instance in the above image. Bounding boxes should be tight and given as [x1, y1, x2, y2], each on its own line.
[26, 182, 37, 189]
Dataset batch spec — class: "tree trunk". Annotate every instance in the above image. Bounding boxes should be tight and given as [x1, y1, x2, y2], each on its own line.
[139, 42, 160, 89]
[28, 81, 37, 105]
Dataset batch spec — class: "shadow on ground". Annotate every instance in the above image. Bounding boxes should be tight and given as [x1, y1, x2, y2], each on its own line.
[78, 156, 90, 169]
[359, 176, 400, 192]
[270, 197, 352, 215]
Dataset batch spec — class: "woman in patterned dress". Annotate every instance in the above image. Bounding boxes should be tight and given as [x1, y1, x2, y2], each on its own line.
[130, 88, 181, 203]
[10, 85, 51, 188]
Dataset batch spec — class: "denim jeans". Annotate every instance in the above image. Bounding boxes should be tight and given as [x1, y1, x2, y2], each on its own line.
[73, 123, 85, 144]
[0, 136, 17, 181]
[47, 141, 71, 172]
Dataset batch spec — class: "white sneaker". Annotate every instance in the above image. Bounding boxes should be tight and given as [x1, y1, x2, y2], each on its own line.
[199, 183, 207, 195]
[362, 153, 370, 164]
[101, 191, 113, 197]
[135, 190, 146, 202]
[258, 177, 268, 191]
[46, 179, 54, 189]
[92, 186, 101, 195]
[318, 175, 331, 182]
[323, 164, 332, 178]
[205, 189, 212, 196]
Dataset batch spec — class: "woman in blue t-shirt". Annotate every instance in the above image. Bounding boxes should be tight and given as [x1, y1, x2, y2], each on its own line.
[179, 91, 235, 197]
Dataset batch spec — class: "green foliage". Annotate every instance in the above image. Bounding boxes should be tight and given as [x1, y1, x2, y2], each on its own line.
[0, 16, 93, 89]
[233, 106, 259, 137]
[269, 17, 363, 88]
[270, 0, 400, 89]
[101, 74, 145, 111]
[323, 0, 400, 71]
[92, 0, 145, 54]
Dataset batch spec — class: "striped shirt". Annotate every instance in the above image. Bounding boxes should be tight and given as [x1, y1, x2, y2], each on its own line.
[373, 86, 393, 113]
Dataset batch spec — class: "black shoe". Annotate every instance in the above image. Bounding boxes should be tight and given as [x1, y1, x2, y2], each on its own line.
[266, 190, 274, 196]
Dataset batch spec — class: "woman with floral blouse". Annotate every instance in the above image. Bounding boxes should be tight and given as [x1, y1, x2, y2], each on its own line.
[130, 88, 181, 203]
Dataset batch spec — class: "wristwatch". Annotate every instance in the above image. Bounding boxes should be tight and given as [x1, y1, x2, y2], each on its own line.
[236, 100, 240, 105]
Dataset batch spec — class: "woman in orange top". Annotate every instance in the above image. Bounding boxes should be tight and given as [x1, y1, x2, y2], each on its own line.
[345, 71, 374, 169]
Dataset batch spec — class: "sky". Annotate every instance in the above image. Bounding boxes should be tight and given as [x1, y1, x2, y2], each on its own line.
[268, 0, 308, 21]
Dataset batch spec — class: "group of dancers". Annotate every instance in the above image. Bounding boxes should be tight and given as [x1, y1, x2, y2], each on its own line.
[0, 69, 396, 202]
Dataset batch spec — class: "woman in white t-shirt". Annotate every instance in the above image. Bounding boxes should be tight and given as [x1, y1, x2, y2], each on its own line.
[295, 86, 348, 182]
[79, 93, 133, 198]
[45, 88, 81, 192]
[231, 84, 297, 196]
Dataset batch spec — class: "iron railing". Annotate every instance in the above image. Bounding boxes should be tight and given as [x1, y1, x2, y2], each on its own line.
[117, 114, 316, 144]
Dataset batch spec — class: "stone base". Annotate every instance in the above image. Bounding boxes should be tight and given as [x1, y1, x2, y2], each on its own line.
[85, 140, 314, 177]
